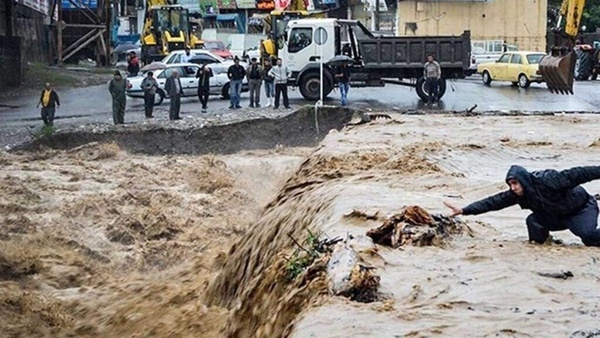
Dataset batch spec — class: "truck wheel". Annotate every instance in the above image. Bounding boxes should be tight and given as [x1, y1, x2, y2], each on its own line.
[416, 78, 447, 101]
[299, 72, 332, 101]
[155, 89, 165, 105]
[221, 83, 230, 99]
[482, 71, 492, 85]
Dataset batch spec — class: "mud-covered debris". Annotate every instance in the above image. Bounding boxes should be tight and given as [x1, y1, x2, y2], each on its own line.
[366, 206, 466, 247]
[537, 270, 574, 280]
[571, 329, 600, 338]
[343, 209, 380, 220]
[327, 240, 380, 303]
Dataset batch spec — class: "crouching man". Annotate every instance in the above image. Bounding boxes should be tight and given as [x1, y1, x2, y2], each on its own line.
[444, 165, 600, 246]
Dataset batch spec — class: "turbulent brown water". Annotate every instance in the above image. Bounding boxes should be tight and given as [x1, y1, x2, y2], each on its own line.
[3, 113, 600, 337]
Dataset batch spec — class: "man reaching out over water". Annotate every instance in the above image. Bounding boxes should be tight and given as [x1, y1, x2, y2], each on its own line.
[444, 165, 600, 246]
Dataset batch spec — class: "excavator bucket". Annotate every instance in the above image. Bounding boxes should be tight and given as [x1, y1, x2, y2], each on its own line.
[539, 48, 576, 95]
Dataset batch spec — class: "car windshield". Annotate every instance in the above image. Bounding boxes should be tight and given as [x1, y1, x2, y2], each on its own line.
[195, 51, 225, 62]
[526, 54, 546, 64]
[204, 41, 226, 50]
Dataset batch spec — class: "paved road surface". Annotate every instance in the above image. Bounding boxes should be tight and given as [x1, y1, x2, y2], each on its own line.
[1, 77, 600, 145]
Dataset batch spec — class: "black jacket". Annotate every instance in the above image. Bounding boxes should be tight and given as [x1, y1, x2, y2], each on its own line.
[39, 89, 60, 108]
[196, 68, 213, 89]
[335, 66, 351, 83]
[227, 64, 246, 81]
[462, 165, 600, 217]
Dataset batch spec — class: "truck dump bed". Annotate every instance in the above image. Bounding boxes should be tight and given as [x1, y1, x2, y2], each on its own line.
[356, 29, 471, 79]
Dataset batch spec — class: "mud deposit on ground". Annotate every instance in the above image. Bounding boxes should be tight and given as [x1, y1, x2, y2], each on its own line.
[12, 106, 358, 155]
[4, 113, 600, 337]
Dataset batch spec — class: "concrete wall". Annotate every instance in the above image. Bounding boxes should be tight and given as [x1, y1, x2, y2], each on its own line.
[397, 0, 548, 52]
[0, 36, 23, 89]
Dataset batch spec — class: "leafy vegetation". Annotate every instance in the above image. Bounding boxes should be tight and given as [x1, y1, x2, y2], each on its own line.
[548, 0, 600, 33]
[285, 230, 335, 281]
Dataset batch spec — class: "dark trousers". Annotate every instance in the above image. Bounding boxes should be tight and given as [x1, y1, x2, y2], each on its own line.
[275, 83, 289, 108]
[41, 107, 55, 126]
[426, 78, 439, 104]
[198, 87, 209, 109]
[143, 91, 154, 117]
[112, 98, 125, 124]
[169, 94, 181, 120]
[526, 197, 600, 246]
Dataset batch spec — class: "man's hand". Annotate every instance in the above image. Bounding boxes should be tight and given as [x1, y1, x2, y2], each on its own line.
[443, 201, 463, 217]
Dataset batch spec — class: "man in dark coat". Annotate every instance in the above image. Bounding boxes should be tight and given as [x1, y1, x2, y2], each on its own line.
[444, 165, 600, 246]
[36, 82, 60, 126]
[108, 71, 127, 124]
[196, 64, 213, 112]
[164, 69, 184, 120]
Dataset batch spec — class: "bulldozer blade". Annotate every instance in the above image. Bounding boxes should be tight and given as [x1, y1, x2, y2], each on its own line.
[539, 52, 575, 95]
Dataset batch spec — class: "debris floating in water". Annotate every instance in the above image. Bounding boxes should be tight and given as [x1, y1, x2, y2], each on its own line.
[366, 206, 467, 247]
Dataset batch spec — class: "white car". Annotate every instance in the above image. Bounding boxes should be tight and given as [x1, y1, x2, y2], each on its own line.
[126, 63, 246, 104]
[161, 49, 247, 75]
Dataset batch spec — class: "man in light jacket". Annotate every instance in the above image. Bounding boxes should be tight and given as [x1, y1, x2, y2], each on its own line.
[423, 53, 441, 107]
[267, 58, 291, 109]
[164, 70, 184, 120]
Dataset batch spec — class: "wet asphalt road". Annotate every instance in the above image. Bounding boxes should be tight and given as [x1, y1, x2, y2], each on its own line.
[1, 76, 600, 147]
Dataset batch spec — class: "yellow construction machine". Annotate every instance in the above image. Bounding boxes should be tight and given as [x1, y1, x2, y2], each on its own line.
[539, 0, 586, 94]
[141, 0, 202, 63]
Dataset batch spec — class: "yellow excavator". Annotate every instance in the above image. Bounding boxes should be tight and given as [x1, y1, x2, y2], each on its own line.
[141, 0, 202, 63]
[539, 0, 586, 94]
[266, 0, 327, 54]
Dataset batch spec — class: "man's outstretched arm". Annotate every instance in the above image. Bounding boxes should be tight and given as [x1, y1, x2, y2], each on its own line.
[544, 166, 600, 190]
[445, 190, 518, 216]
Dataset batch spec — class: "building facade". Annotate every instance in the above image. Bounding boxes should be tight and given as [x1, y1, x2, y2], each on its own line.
[397, 0, 548, 52]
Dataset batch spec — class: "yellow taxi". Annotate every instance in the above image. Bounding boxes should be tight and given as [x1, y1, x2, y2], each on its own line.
[476, 51, 546, 88]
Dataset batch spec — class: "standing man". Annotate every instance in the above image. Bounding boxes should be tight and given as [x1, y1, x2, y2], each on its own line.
[268, 58, 291, 110]
[227, 56, 246, 109]
[127, 51, 140, 77]
[36, 82, 60, 126]
[335, 63, 351, 106]
[196, 64, 213, 113]
[164, 70, 184, 120]
[108, 70, 127, 125]
[246, 57, 263, 108]
[263, 58, 275, 107]
[423, 53, 441, 107]
[444, 165, 600, 247]
[141, 71, 158, 118]
[181, 47, 193, 63]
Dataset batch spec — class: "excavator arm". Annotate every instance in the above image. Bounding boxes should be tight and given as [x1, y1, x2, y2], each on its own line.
[539, 0, 586, 94]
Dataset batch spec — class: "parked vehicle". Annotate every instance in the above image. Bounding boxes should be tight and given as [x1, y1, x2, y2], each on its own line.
[242, 44, 261, 62]
[161, 49, 248, 74]
[467, 41, 519, 76]
[279, 18, 470, 101]
[476, 51, 545, 88]
[202, 40, 233, 59]
[126, 63, 246, 103]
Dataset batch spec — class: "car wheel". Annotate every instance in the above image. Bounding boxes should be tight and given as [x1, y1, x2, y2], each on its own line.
[155, 89, 165, 105]
[518, 74, 531, 89]
[482, 71, 492, 85]
[221, 83, 230, 99]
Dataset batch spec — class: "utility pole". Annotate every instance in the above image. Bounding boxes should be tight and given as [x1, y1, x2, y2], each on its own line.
[57, 1, 63, 65]
[374, 0, 380, 32]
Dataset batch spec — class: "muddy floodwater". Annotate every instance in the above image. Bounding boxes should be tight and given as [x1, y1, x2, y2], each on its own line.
[2, 111, 600, 337]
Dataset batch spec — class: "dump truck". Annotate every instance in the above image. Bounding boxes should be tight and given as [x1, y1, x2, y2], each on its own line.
[280, 18, 471, 102]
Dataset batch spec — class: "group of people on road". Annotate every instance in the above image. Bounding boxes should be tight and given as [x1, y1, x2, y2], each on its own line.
[41, 53, 444, 127]
[226, 56, 292, 110]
